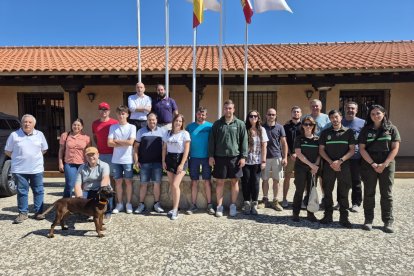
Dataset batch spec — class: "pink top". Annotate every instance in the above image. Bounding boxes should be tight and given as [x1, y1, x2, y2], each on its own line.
[60, 132, 91, 164]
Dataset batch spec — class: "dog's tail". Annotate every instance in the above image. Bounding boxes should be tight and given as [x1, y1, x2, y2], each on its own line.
[40, 203, 56, 216]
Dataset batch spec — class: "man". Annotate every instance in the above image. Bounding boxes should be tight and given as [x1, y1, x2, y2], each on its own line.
[260, 108, 288, 211]
[208, 100, 247, 217]
[92, 102, 118, 222]
[108, 105, 136, 214]
[128, 82, 152, 131]
[151, 84, 178, 130]
[133, 113, 165, 214]
[5, 114, 48, 224]
[74, 147, 110, 199]
[341, 101, 365, 212]
[185, 107, 214, 215]
[282, 106, 302, 208]
[319, 110, 356, 228]
[307, 99, 331, 135]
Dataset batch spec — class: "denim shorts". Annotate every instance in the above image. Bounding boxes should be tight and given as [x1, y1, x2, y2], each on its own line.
[99, 154, 114, 176]
[140, 162, 163, 184]
[112, 163, 134, 180]
[189, 157, 211, 180]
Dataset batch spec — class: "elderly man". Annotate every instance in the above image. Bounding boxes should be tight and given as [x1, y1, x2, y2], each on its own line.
[5, 114, 48, 224]
[128, 82, 152, 131]
[307, 99, 331, 135]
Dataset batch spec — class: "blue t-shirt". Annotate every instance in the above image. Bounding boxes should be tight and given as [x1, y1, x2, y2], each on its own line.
[342, 117, 365, 159]
[304, 113, 331, 136]
[151, 97, 178, 124]
[186, 121, 212, 158]
[263, 123, 286, 159]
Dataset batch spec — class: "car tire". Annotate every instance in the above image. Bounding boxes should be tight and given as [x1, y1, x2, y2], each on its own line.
[0, 160, 17, 197]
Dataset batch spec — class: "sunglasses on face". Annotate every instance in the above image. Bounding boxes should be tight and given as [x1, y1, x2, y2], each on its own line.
[303, 123, 314, 127]
[99, 109, 109, 111]
[249, 115, 258, 118]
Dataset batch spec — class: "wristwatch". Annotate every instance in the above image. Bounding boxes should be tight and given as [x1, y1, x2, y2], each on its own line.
[339, 158, 344, 163]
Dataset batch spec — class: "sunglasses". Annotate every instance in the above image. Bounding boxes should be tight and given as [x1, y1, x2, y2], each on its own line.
[302, 123, 314, 127]
[99, 109, 109, 111]
[249, 114, 258, 118]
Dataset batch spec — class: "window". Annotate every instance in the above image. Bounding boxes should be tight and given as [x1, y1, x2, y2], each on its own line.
[339, 90, 390, 120]
[229, 91, 276, 119]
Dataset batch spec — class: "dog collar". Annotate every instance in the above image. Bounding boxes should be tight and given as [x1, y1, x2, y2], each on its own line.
[99, 200, 107, 204]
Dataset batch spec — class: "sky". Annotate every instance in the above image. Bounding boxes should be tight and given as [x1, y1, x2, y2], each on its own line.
[0, 0, 413, 47]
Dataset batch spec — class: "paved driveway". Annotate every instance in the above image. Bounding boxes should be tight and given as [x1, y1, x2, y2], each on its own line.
[0, 178, 413, 275]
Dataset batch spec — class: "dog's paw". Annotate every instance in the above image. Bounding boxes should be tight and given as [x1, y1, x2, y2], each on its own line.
[98, 233, 105, 238]
[47, 234, 55, 238]
[101, 226, 106, 231]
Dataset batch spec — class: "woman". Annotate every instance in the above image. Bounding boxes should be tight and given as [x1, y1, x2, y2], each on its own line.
[359, 105, 400, 233]
[58, 118, 91, 198]
[162, 114, 191, 220]
[292, 116, 320, 222]
[241, 110, 268, 215]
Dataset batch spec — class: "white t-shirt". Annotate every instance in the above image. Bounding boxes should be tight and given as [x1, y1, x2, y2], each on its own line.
[246, 127, 269, 165]
[5, 128, 48, 174]
[108, 123, 136, 164]
[163, 130, 191, 154]
[128, 94, 152, 120]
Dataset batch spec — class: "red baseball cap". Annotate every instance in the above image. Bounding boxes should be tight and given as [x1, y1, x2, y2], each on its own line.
[98, 102, 110, 110]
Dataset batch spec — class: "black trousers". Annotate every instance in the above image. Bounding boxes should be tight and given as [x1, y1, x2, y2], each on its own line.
[129, 119, 147, 132]
[336, 158, 363, 206]
[361, 160, 395, 224]
[241, 164, 261, 202]
[292, 165, 313, 215]
[322, 161, 351, 218]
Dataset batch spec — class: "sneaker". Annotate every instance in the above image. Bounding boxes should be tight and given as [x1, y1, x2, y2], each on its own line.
[243, 201, 251, 215]
[350, 204, 360, 213]
[251, 201, 258, 215]
[13, 213, 28, 224]
[215, 205, 224, 217]
[134, 203, 146, 214]
[170, 209, 179, 220]
[340, 218, 353, 228]
[186, 204, 198, 215]
[362, 222, 373, 231]
[383, 222, 394, 233]
[306, 211, 318, 222]
[126, 203, 133, 214]
[271, 199, 284, 211]
[333, 203, 340, 210]
[112, 203, 124, 214]
[103, 213, 112, 225]
[87, 216, 94, 222]
[206, 203, 215, 215]
[31, 212, 45, 220]
[229, 204, 237, 217]
[167, 209, 174, 217]
[258, 197, 269, 209]
[282, 199, 289, 208]
[153, 202, 164, 213]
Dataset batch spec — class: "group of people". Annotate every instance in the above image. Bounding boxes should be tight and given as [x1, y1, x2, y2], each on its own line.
[5, 82, 400, 233]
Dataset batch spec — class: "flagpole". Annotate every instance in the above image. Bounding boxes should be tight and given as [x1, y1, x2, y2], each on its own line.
[137, 0, 141, 83]
[243, 22, 248, 120]
[192, 28, 197, 122]
[165, 0, 170, 97]
[218, 0, 223, 118]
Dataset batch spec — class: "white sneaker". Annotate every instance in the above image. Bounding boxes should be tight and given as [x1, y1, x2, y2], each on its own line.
[134, 203, 146, 214]
[126, 203, 133, 214]
[170, 209, 179, 220]
[350, 204, 360, 213]
[167, 209, 174, 217]
[229, 204, 237, 217]
[112, 203, 124, 214]
[153, 202, 164, 213]
[215, 205, 224, 217]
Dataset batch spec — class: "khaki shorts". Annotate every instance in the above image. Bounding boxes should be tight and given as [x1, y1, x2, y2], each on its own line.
[262, 158, 283, 181]
[284, 156, 296, 176]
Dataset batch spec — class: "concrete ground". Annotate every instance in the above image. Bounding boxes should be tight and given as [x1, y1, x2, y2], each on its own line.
[0, 178, 413, 276]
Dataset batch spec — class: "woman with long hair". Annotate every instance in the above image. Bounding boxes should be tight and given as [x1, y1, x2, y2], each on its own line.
[241, 110, 268, 215]
[162, 114, 191, 220]
[292, 116, 320, 222]
[58, 118, 91, 198]
[359, 105, 401, 233]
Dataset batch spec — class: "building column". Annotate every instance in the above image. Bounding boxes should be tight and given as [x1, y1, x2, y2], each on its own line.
[61, 84, 84, 123]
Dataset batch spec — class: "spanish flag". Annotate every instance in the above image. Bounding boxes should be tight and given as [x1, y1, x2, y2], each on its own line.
[241, 0, 253, 24]
[193, 0, 204, 28]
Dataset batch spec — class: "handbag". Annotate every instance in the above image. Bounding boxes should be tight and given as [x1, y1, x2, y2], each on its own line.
[307, 174, 319, 213]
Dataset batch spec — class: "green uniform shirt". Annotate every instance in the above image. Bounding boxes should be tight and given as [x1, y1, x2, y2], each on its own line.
[208, 116, 248, 158]
[294, 135, 320, 168]
[319, 125, 356, 160]
[358, 124, 401, 153]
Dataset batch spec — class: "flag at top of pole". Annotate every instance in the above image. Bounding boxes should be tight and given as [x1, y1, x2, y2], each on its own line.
[254, 0, 293, 13]
[241, 0, 254, 24]
[193, 0, 204, 28]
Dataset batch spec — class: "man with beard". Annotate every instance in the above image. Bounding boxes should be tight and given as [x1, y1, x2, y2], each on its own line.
[282, 106, 302, 208]
[319, 110, 356, 228]
[151, 84, 178, 130]
[342, 102, 365, 212]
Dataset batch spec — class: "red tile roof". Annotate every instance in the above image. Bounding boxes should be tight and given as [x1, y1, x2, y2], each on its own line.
[0, 41, 413, 75]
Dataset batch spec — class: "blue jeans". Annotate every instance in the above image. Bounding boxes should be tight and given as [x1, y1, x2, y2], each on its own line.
[140, 162, 163, 183]
[14, 173, 44, 214]
[63, 163, 81, 198]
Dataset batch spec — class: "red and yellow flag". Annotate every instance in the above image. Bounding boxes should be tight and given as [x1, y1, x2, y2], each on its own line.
[193, 0, 204, 28]
[241, 0, 253, 24]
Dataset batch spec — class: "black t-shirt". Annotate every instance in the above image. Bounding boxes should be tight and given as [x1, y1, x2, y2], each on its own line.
[284, 120, 301, 155]
[319, 126, 356, 160]
[294, 135, 320, 168]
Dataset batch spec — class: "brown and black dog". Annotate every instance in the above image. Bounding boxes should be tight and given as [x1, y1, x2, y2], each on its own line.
[41, 186, 115, 238]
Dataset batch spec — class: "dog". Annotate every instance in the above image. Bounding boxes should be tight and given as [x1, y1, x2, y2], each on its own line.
[41, 186, 115, 238]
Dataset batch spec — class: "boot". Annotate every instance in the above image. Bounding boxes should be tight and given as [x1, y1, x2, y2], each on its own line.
[243, 201, 251, 215]
[319, 212, 333, 224]
[339, 214, 353, 229]
[251, 201, 258, 215]
[292, 212, 300, 222]
[306, 211, 318, 222]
